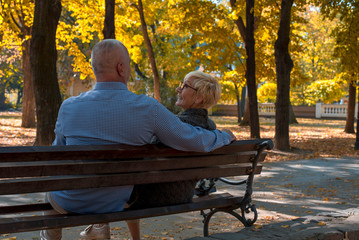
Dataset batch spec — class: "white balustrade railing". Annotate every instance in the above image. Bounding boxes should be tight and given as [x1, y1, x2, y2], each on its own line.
[315, 103, 358, 119]
[257, 103, 357, 119]
[258, 103, 275, 116]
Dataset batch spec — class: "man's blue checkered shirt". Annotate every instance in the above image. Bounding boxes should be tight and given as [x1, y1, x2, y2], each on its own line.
[51, 82, 231, 214]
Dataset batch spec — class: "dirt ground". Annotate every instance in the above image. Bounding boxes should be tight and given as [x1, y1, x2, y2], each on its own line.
[2, 111, 357, 162]
[211, 115, 358, 162]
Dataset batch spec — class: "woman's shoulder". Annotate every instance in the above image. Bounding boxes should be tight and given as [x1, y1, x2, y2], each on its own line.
[178, 109, 216, 130]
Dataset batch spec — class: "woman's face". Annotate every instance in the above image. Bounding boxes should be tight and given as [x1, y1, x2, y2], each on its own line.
[175, 78, 202, 110]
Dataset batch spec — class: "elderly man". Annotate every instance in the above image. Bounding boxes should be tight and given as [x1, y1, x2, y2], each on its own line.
[40, 39, 235, 240]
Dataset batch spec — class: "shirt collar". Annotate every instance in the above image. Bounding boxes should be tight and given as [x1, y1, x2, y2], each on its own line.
[93, 82, 128, 90]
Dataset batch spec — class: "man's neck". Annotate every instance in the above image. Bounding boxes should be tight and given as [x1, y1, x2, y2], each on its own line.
[96, 73, 127, 84]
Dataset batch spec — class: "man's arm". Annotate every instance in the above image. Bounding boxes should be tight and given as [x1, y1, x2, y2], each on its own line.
[52, 107, 66, 146]
[153, 103, 234, 152]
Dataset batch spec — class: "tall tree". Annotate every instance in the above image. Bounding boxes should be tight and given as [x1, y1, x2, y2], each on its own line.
[103, 0, 115, 39]
[230, 0, 260, 138]
[335, 16, 358, 134]
[319, 0, 359, 134]
[274, 0, 294, 151]
[0, 0, 35, 127]
[132, 0, 161, 102]
[31, 0, 62, 145]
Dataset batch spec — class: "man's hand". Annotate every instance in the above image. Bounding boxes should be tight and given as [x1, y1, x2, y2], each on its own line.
[222, 129, 236, 142]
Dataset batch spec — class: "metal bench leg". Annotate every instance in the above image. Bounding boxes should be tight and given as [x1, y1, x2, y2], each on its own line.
[201, 205, 258, 237]
[200, 141, 273, 237]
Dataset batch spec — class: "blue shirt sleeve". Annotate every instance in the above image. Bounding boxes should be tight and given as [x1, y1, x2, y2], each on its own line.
[153, 102, 231, 152]
[53, 106, 66, 146]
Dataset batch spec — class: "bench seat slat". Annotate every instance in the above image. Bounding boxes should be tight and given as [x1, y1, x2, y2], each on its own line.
[0, 153, 265, 178]
[0, 193, 241, 234]
[0, 165, 262, 195]
[0, 203, 53, 214]
[0, 139, 271, 162]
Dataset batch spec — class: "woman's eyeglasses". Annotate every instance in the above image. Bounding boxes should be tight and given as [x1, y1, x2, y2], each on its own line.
[178, 82, 197, 91]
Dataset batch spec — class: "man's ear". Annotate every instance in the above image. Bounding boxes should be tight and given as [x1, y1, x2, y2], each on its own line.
[117, 63, 124, 77]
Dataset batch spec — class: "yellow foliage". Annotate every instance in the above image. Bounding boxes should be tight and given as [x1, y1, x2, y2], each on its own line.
[304, 79, 344, 105]
[258, 82, 277, 103]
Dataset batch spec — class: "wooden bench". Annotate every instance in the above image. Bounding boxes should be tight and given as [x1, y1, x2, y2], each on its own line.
[0, 139, 273, 237]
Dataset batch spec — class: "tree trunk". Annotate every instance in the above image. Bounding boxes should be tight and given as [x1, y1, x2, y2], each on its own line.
[230, 0, 260, 137]
[103, 0, 115, 39]
[0, 81, 6, 110]
[355, 84, 359, 150]
[274, 0, 294, 151]
[137, 0, 161, 102]
[238, 86, 247, 125]
[0, 3, 36, 125]
[289, 104, 298, 124]
[16, 89, 23, 106]
[245, 0, 260, 138]
[345, 80, 356, 133]
[239, 98, 250, 126]
[31, 0, 62, 146]
[0, 33, 6, 110]
[241, 86, 246, 116]
[235, 84, 241, 123]
[21, 36, 36, 128]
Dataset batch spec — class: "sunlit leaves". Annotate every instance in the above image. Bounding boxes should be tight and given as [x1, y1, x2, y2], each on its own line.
[1, 0, 356, 108]
[57, 0, 104, 84]
[0, 0, 34, 34]
[317, 0, 359, 112]
[0, 1, 31, 104]
[258, 82, 277, 103]
[297, 8, 340, 82]
[304, 79, 345, 105]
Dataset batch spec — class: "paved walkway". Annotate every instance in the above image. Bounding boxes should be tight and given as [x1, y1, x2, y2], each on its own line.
[1, 157, 358, 240]
[187, 208, 359, 240]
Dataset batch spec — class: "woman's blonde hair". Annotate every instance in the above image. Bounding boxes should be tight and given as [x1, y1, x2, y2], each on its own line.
[184, 71, 221, 109]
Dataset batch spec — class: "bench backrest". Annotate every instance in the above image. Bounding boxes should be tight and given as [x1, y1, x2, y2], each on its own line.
[0, 139, 273, 195]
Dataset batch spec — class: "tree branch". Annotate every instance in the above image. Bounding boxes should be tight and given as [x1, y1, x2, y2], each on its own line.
[134, 63, 148, 79]
[229, 0, 247, 45]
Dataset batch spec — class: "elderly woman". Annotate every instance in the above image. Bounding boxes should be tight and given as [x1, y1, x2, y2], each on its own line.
[175, 70, 221, 131]
[129, 70, 222, 209]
